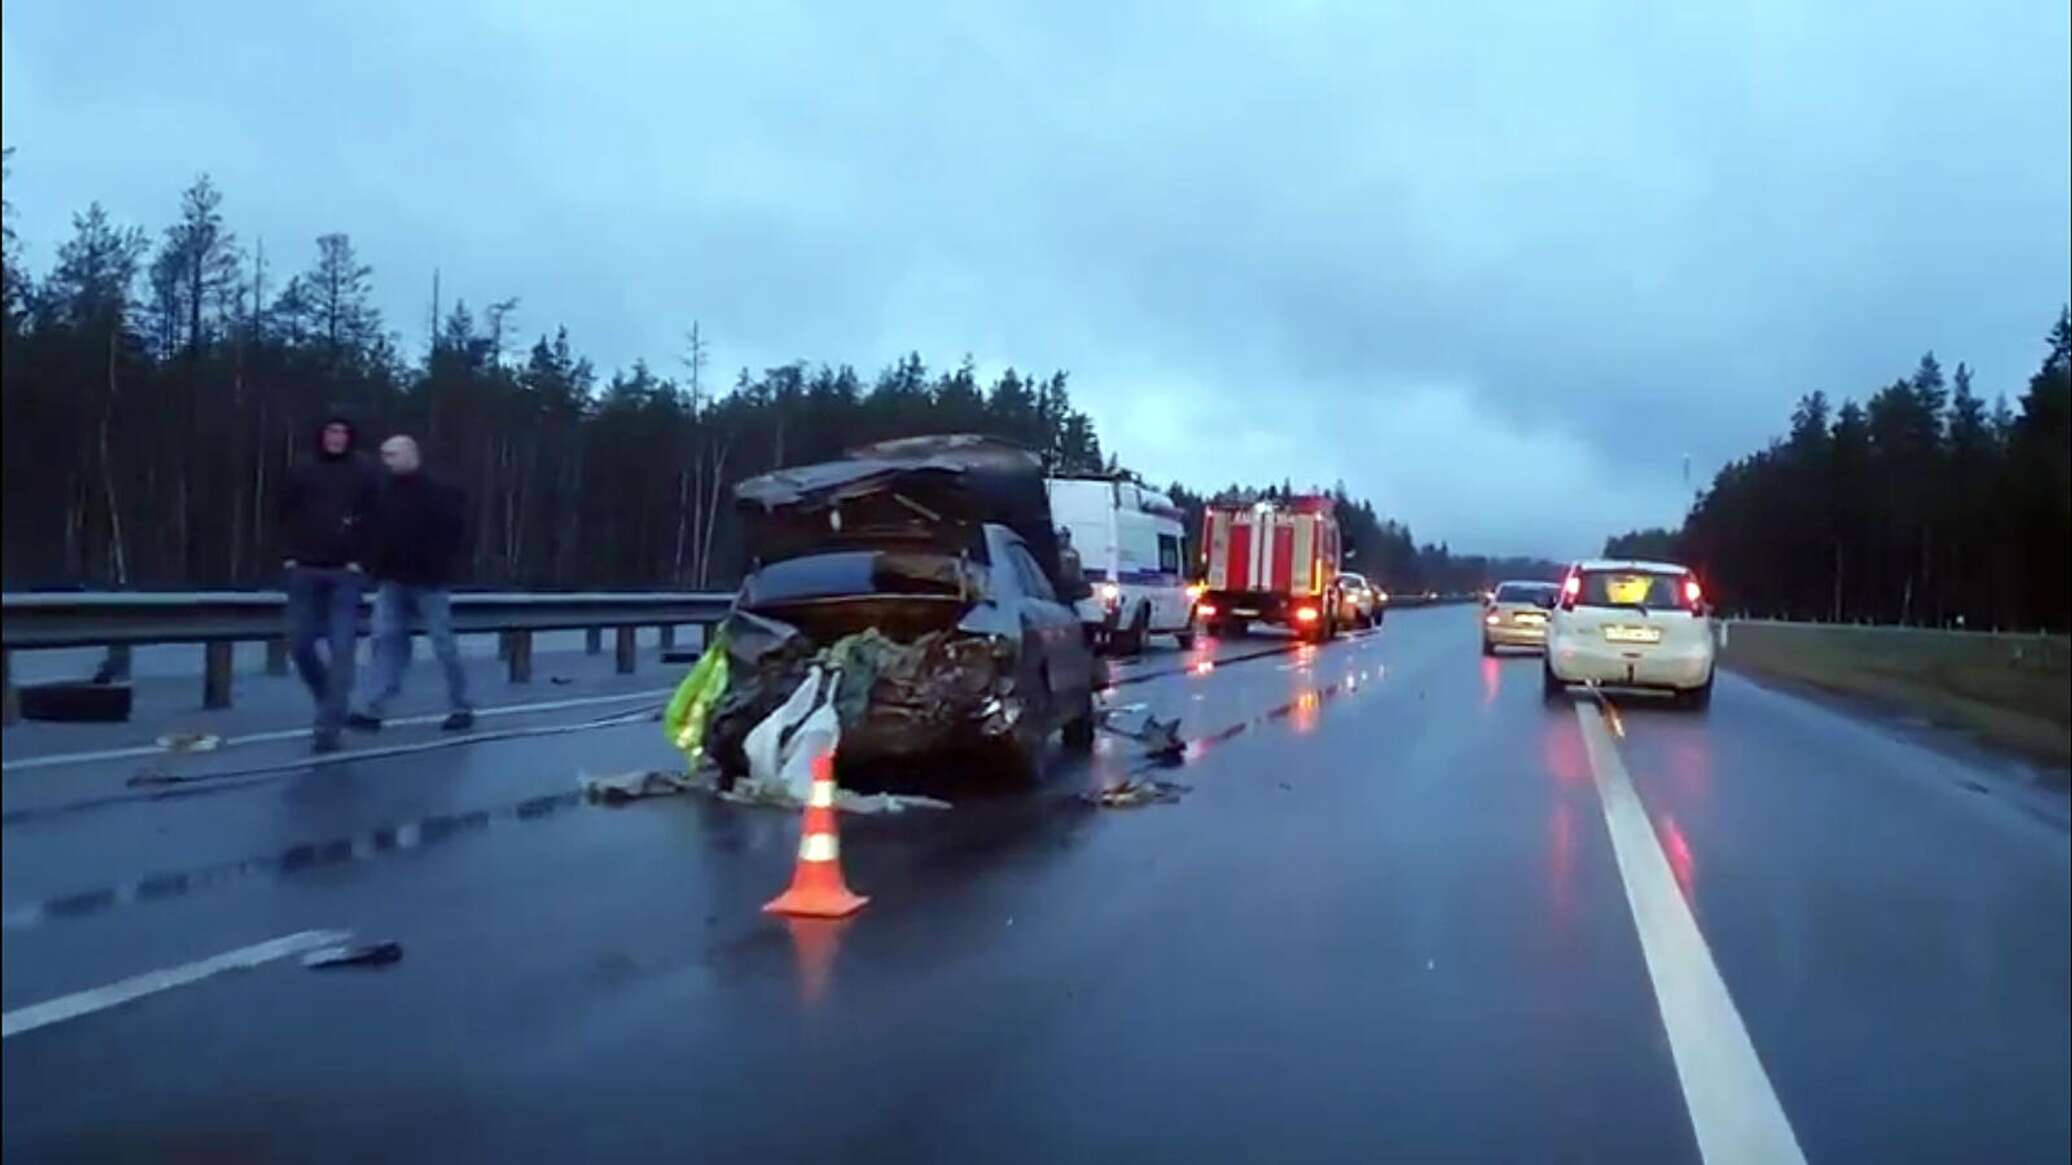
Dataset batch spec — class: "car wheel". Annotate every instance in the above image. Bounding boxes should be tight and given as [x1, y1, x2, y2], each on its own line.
[1542, 659, 1566, 703]
[1481, 636, 1495, 657]
[1061, 686, 1096, 751]
[1682, 673, 1714, 712]
[1118, 605, 1151, 656]
[1174, 628, 1196, 651]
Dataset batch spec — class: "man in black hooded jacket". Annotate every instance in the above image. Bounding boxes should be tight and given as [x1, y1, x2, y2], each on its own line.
[280, 413, 378, 753]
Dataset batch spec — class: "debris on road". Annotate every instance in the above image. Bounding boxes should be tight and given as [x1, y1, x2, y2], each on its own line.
[583, 770, 704, 806]
[155, 732, 222, 753]
[838, 791, 952, 815]
[717, 780, 950, 814]
[1099, 708, 1186, 762]
[301, 941, 404, 970]
[1082, 776, 1190, 808]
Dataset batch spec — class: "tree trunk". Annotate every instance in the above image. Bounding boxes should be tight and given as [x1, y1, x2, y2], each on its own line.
[672, 462, 692, 585]
[697, 433, 733, 587]
[100, 328, 130, 586]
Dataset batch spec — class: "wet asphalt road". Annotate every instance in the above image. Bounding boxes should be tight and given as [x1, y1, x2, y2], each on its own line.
[3, 608, 2067, 1162]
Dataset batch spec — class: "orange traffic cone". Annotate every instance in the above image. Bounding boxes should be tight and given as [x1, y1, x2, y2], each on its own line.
[763, 751, 870, 918]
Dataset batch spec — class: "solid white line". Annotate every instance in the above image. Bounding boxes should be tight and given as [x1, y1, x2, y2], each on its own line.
[1575, 704, 1805, 1165]
[2, 688, 673, 773]
[1, 928, 352, 1039]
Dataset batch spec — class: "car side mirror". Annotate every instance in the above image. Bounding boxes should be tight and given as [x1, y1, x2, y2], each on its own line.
[1536, 595, 1557, 611]
[1056, 553, 1092, 602]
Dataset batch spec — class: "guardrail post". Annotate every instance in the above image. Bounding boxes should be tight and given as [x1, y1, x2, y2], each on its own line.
[659, 623, 676, 650]
[203, 641, 235, 709]
[100, 644, 133, 682]
[508, 631, 533, 683]
[497, 631, 514, 661]
[265, 637, 290, 676]
[615, 626, 638, 674]
[2, 650, 17, 727]
[585, 627, 602, 655]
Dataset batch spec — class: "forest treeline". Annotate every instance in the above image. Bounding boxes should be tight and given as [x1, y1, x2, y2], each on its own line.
[1605, 311, 2072, 632]
[1, 165, 1506, 594]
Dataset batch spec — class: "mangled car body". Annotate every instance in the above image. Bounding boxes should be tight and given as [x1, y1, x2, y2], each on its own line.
[700, 436, 1097, 782]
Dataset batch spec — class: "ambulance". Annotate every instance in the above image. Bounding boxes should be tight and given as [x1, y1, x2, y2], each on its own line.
[1196, 496, 1346, 641]
[1044, 476, 1197, 654]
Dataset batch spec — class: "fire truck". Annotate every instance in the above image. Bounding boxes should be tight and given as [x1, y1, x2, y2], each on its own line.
[1195, 496, 1346, 641]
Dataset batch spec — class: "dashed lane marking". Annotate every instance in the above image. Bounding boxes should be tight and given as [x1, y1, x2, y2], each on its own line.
[1575, 703, 1805, 1165]
[2, 688, 675, 774]
[1, 929, 352, 1039]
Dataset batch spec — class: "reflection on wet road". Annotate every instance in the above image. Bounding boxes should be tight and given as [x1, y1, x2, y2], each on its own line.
[3, 608, 2066, 1163]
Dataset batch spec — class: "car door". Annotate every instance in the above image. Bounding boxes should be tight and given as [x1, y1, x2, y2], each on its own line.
[1002, 536, 1094, 701]
[1155, 530, 1185, 630]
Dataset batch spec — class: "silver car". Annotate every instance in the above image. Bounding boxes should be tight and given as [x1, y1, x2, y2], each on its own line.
[1481, 580, 1559, 654]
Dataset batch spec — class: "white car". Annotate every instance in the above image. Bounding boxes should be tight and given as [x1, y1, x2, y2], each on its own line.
[1543, 559, 1716, 709]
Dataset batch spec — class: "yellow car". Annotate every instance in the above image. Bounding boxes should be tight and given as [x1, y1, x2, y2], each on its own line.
[1481, 580, 1559, 654]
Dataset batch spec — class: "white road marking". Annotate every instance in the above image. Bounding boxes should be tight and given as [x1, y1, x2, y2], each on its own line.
[1, 929, 352, 1039]
[2, 688, 673, 774]
[1575, 704, 1806, 1165]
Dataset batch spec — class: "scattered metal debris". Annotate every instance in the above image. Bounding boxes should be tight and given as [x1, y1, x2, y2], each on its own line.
[155, 732, 222, 754]
[1083, 776, 1190, 808]
[582, 770, 703, 805]
[302, 941, 404, 970]
[1098, 708, 1186, 762]
[716, 781, 951, 815]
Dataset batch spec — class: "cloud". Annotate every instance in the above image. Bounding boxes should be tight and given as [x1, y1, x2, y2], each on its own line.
[4, 0, 2066, 557]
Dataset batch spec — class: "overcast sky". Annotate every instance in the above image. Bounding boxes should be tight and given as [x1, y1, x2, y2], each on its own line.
[4, 1, 2067, 557]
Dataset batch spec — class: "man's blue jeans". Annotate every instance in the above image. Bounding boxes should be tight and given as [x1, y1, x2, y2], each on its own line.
[285, 566, 365, 739]
[360, 582, 471, 717]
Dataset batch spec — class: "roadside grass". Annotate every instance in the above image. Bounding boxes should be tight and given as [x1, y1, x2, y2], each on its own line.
[1721, 622, 2071, 776]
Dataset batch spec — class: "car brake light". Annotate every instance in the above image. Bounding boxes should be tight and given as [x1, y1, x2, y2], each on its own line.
[1683, 577, 1703, 606]
[1295, 606, 1320, 623]
[1098, 582, 1121, 604]
[1562, 574, 1580, 597]
[1197, 603, 1218, 617]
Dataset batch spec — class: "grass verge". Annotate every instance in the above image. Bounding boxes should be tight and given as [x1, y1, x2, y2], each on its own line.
[1721, 621, 2070, 776]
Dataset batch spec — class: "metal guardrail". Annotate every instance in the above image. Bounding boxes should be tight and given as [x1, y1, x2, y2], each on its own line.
[1, 591, 735, 722]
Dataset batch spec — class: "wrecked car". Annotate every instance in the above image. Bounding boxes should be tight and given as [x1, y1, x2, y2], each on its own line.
[701, 436, 1098, 783]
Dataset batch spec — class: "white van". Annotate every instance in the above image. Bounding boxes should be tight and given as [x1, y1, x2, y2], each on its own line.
[1044, 477, 1196, 654]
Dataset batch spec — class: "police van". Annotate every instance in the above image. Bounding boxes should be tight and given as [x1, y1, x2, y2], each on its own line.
[1044, 476, 1197, 654]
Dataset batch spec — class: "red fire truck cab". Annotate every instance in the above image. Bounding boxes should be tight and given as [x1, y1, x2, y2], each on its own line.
[1196, 496, 1346, 641]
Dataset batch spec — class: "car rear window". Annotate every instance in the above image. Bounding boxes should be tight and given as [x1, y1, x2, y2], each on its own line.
[1495, 582, 1555, 603]
[1575, 570, 1687, 611]
[743, 552, 968, 604]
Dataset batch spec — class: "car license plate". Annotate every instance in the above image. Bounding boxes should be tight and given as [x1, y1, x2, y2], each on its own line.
[1603, 625, 1662, 644]
[1514, 612, 1546, 625]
